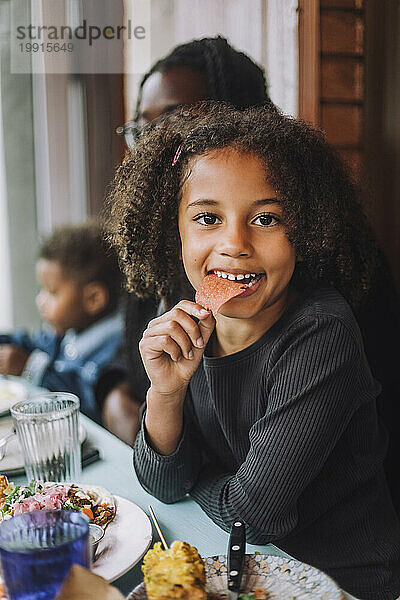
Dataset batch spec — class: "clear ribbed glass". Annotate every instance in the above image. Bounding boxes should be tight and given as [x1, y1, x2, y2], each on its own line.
[11, 393, 81, 482]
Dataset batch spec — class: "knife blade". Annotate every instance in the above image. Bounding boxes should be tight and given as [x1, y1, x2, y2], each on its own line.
[227, 519, 246, 599]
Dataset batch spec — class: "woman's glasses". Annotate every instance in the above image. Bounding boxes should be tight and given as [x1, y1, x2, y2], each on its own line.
[115, 121, 144, 152]
[116, 107, 185, 151]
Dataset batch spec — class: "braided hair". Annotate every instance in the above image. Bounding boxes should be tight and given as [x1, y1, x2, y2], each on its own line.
[134, 36, 270, 119]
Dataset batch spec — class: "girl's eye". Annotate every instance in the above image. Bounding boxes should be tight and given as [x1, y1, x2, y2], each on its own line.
[194, 213, 221, 226]
[253, 213, 279, 227]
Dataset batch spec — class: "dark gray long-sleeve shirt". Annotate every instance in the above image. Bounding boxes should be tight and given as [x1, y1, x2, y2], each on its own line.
[133, 284, 400, 599]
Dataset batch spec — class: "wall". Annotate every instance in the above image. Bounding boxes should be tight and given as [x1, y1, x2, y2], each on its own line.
[0, 0, 39, 331]
[364, 0, 400, 293]
[319, 0, 364, 180]
[124, 0, 299, 120]
[298, 0, 400, 293]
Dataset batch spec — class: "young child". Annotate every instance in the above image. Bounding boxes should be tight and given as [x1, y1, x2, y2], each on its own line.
[0, 221, 122, 423]
[107, 103, 400, 599]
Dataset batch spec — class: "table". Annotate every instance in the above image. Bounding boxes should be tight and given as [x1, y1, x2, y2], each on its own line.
[12, 415, 358, 599]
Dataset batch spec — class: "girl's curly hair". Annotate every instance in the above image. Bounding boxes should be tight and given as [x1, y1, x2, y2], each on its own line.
[106, 102, 378, 308]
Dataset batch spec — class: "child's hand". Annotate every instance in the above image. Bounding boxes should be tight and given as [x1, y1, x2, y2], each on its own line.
[139, 301, 215, 397]
[0, 345, 30, 376]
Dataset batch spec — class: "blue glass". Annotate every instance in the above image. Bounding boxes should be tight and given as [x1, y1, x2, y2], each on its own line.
[0, 510, 90, 600]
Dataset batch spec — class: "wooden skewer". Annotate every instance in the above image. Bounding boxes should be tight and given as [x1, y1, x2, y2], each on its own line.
[148, 505, 169, 550]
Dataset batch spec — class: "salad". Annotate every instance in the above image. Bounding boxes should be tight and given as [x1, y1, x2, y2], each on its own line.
[0, 475, 116, 527]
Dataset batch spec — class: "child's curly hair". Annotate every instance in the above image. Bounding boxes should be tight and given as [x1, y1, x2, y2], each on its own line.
[106, 102, 378, 308]
[39, 220, 122, 311]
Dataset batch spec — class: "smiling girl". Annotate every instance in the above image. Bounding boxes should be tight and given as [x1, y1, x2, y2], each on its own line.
[107, 103, 400, 599]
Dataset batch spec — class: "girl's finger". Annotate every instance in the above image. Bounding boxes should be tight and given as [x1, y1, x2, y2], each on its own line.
[168, 307, 208, 348]
[160, 300, 211, 322]
[143, 320, 194, 360]
[195, 308, 215, 343]
[147, 302, 213, 348]
[170, 301, 215, 348]
[140, 334, 183, 363]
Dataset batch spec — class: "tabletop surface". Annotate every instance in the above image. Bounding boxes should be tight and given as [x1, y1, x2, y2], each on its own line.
[11, 414, 357, 599]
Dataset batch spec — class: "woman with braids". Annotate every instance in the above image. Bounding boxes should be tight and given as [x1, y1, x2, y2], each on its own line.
[98, 36, 271, 443]
[107, 103, 400, 599]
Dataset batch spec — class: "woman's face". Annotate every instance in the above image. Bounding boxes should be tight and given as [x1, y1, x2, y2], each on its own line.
[137, 66, 209, 124]
[178, 148, 297, 321]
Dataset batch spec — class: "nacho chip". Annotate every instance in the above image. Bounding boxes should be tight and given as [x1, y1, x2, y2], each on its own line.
[195, 274, 246, 315]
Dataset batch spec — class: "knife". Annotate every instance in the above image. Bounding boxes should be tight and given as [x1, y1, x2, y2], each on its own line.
[227, 519, 246, 599]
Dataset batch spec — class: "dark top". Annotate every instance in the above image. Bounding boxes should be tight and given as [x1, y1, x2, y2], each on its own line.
[133, 284, 400, 600]
[355, 255, 400, 512]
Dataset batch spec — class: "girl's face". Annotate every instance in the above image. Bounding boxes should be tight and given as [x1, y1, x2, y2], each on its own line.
[178, 148, 297, 321]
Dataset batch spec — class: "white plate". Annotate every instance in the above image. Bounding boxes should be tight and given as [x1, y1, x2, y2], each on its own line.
[92, 495, 152, 582]
[0, 417, 86, 473]
[0, 380, 28, 416]
[129, 553, 343, 600]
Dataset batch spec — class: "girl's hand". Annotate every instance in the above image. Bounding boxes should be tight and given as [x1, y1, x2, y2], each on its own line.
[139, 301, 215, 396]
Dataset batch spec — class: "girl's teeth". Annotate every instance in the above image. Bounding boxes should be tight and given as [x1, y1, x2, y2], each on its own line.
[212, 271, 262, 282]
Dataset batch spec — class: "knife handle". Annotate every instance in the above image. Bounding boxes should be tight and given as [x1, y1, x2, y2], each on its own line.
[227, 519, 246, 594]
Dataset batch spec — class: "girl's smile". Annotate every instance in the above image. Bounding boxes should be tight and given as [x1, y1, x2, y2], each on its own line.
[178, 147, 298, 349]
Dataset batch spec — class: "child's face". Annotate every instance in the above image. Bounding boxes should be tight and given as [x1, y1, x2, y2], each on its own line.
[178, 148, 297, 320]
[36, 259, 86, 335]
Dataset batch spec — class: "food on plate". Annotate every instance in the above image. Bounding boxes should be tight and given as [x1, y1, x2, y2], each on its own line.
[0, 474, 11, 502]
[208, 590, 270, 600]
[0, 381, 26, 408]
[134, 544, 275, 600]
[0, 476, 116, 527]
[238, 591, 270, 600]
[195, 274, 247, 316]
[142, 540, 206, 600]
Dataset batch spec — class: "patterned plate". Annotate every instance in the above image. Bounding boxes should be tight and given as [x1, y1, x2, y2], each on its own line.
[128, 553, 344, 599]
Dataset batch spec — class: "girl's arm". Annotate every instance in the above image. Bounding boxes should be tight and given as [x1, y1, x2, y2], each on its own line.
[133, 387, 207, 503]
[133, 300, 215, 501]
[138, 300, 215, 455]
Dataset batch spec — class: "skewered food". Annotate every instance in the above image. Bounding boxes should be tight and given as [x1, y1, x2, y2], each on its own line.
[142, 540, 206, 600]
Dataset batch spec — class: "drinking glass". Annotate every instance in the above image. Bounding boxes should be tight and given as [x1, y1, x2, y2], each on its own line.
[11, 393, 81, 482]
[0, 510, 90, 600]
